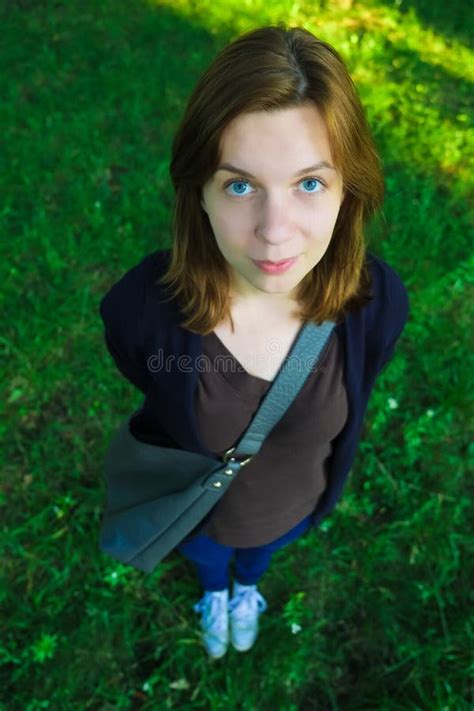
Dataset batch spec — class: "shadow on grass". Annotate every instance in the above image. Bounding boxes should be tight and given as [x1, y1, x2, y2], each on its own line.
[374, 0, 473, 48]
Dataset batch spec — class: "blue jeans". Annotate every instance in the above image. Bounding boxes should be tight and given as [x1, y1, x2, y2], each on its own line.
[177, 513, 313, 591]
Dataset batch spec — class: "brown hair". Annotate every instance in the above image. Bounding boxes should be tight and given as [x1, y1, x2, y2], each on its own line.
[157, 23, 383, 334]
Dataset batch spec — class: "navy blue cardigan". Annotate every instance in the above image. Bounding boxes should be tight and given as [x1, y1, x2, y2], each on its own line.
[99, 249, 409, 530]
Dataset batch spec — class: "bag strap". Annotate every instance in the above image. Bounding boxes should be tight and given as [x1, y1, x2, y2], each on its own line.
[222, 320, 336, 465]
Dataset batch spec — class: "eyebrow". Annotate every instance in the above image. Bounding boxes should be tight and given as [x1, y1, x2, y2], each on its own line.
[215, 161, 336, 178]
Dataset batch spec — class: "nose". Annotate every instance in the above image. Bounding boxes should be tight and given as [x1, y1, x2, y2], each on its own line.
[255, 193, 295, 245]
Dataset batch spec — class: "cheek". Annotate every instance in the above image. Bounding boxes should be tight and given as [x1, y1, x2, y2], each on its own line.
[210, 209, 248, 245]
[310, 201, 341, 233]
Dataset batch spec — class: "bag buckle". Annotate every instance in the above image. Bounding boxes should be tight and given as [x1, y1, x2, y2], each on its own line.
[222, 447, 253, 467]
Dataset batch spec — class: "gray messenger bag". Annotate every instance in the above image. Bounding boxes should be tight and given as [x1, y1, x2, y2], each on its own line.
[99, 319, 335, 573]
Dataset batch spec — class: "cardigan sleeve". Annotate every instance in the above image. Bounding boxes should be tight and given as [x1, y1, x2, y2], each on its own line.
[99, 256, 153, 394]
[377, 261, 410, 373]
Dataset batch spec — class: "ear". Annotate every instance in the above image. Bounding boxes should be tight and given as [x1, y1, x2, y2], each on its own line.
[201, 199, 208, 214]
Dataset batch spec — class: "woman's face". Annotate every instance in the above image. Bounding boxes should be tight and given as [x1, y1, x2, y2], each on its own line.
[201, 103, 345, 306]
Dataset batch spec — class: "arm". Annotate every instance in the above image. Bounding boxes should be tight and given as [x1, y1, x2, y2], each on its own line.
[99, 256, 153, 395]
[101, 316, 150, 394]
[377, 264, 410, 373]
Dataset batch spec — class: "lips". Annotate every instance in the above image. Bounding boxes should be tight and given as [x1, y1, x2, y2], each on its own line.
[259, 259, 293, 265]
[254, 258, 295, 265]
[251, 255, 299, 274]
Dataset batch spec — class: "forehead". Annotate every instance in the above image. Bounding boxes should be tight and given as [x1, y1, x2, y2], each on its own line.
[218, 104, 333, 163]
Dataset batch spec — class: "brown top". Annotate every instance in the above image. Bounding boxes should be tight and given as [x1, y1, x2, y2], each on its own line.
[181, 327, 348, 548]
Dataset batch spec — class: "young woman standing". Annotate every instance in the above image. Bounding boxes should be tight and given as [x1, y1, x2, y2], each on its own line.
[99, 24, 409, 659]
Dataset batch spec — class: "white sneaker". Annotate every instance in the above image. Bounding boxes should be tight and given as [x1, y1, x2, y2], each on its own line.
[193, 589, 229, 659]
[228, 580, 268, 652]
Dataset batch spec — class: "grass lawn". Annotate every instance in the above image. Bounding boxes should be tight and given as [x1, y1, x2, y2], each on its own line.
[1, 0, 472, 708]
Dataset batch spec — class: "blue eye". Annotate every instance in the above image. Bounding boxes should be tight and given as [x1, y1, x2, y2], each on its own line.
[224, 177, 325, 197]
[300, 178, 323, 193]
[226, 180, 252, 196]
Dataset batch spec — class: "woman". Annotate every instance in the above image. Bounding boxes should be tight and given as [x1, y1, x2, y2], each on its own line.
[99, 24, 409, 660]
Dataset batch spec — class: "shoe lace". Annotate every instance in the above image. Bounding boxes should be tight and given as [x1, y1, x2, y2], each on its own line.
[228, 588, 267, 618]
[194, 593, 228, 629]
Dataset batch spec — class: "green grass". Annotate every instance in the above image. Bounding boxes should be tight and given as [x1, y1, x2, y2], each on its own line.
[1, 0, 472, 708]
